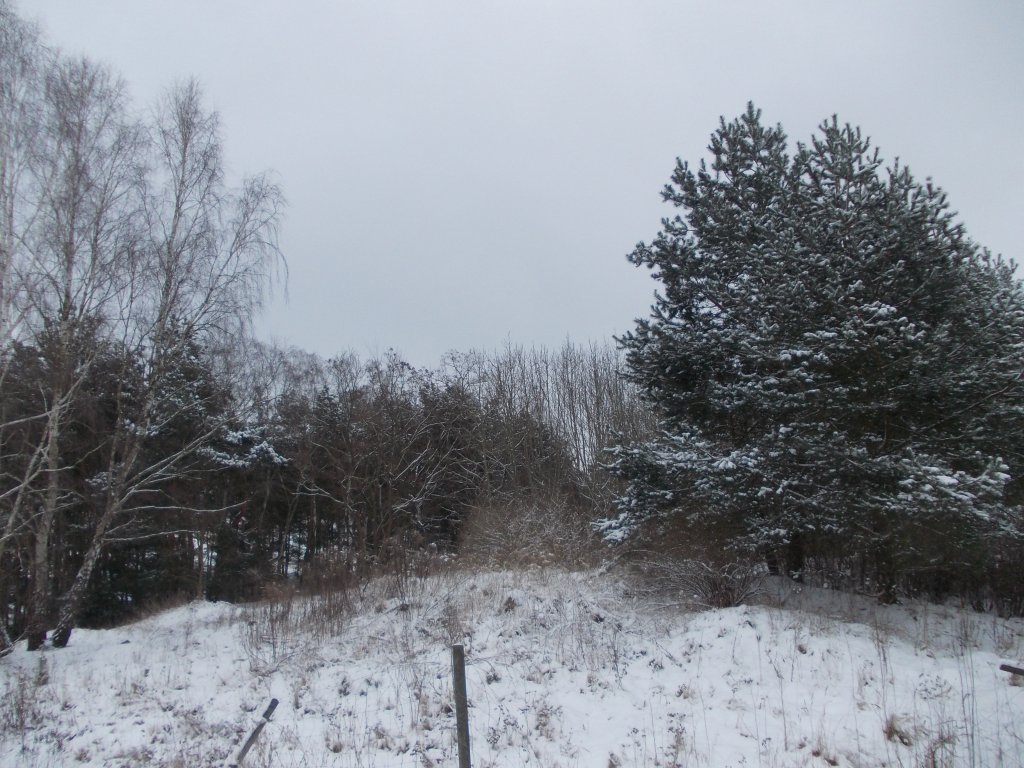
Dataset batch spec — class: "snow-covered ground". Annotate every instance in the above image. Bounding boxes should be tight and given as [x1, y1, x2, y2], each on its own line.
[2, 567, 1023, 767]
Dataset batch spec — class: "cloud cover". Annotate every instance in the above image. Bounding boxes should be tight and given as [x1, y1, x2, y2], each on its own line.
[27, 0, 1024, 366]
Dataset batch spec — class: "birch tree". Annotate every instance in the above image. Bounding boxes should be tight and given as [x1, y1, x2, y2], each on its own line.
[16, 53, 145, 650]
[48, 80, 283, 647]
[0, 0, 284, 647]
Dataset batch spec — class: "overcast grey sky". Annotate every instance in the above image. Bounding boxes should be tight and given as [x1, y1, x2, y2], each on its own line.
[26, 1, 1024, 368]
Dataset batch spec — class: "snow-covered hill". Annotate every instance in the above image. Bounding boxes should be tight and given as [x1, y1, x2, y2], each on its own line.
[2, 568, 1023, 767]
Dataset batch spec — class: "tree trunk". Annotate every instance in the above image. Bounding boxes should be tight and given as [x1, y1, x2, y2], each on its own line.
[26, 408, 62, 651]
[785, 533, 806, 583]
[50, 489, 121, 648]
[51, 512, 114, 651]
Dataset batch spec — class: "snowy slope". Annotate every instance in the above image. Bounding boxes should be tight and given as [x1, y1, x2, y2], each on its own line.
[2, 568, 1023, 767]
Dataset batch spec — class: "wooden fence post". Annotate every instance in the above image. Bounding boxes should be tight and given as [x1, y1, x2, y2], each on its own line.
[231, 697, 279, 766]
[452, 644, 471, 768]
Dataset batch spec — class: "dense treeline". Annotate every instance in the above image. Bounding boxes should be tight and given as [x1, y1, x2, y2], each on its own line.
[0, 3, 653, 648]
[0, 335, 652, 644]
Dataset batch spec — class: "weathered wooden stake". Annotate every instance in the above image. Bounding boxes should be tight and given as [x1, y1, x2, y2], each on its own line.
[232, 697, 279, 766]
[452, 643, 471, 768]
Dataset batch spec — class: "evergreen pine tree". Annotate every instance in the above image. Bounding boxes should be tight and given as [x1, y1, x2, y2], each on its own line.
[603, 104, 1024, 601]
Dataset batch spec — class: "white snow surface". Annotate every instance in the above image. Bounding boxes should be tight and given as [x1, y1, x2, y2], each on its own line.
[2, 568, 1024, 767]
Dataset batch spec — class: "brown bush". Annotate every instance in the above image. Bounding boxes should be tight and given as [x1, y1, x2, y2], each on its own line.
[459, 496, 603, 569]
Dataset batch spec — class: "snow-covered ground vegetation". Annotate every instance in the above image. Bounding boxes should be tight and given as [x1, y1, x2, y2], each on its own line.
[2, 566, 1022, 768]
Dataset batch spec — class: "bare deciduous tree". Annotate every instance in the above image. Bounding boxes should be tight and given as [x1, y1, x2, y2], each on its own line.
[14, 53, 145, 650]
[0, 3, 285, 648]
[48, 80, 283, 647]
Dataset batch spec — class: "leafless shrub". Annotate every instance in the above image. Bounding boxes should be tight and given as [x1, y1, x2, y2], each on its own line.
[239, 585, 304, 673]
[459, 496, 602, 569]
[297, 551, 356, 638]
[921, 727, 958, 768]
[0, 666, 44, 746]
[374, 531, 454, 603]
[883, 714, 915, 747]
[637, 555, 767, 609]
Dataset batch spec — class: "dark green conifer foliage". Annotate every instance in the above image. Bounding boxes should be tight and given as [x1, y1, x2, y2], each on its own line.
[605, 104, 1024, 602]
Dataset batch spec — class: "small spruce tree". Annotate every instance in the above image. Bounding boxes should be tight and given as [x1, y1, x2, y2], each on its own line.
[603, 104, 1024, 602]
